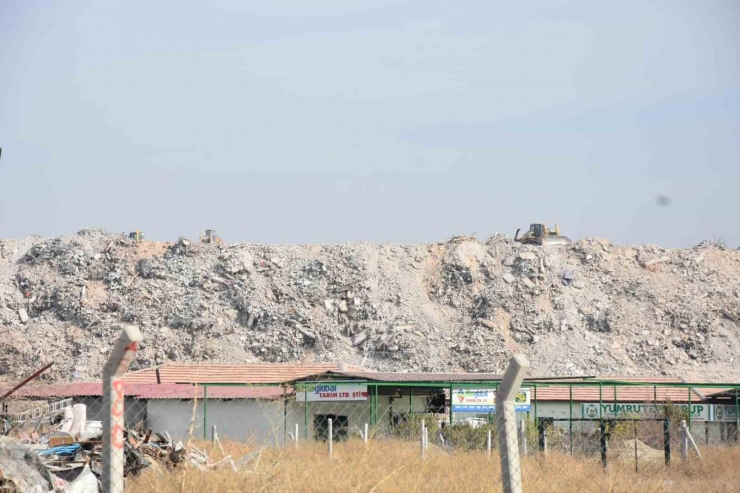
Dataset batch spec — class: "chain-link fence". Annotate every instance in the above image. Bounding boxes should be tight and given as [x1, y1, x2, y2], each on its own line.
[2, 348, 740, 491]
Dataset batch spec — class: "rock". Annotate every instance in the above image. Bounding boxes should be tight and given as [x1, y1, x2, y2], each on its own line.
[502, 273, 516, 284]
[338, 300, 348, 313]
[296, 326, 317, 341]
[18, 308, 29, 324]
[522, 277, 535, 289]
[519, 252, 536, 261]
[351, 332, 367, 347]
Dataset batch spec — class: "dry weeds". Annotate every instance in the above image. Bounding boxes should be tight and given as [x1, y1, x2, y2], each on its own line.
[128, 440, 740, 493]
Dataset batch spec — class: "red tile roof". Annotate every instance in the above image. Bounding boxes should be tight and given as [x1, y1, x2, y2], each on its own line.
[131, 384, 288, 400]
[7, 383, 287, 400]
[11, 383, 104, 398]
[530, 385, 702, 403]
[124, 363, 366, 385]
[335, 371, 503, 382]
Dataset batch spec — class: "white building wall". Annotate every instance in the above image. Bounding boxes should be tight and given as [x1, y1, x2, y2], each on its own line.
[147, 399, 291, 445]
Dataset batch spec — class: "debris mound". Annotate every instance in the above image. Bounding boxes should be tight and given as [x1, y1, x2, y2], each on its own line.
[0, 230, 739, 380]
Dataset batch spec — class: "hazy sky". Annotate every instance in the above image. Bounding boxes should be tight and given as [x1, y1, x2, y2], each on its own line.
[1, 1, 738, 247]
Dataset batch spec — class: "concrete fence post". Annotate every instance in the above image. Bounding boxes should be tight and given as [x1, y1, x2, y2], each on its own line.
[212, 425, 217, 444]
[518, 420, 527, 456]
[685, 425, 703, 460]
[421, 420, 426, 459]
[295, 424, 299, 446]
[364, 423, 368, 444]
[495, 354, 529, 493]
[102, 325, 142, 493]
[328, 418, 333, 459]
[487, 429, 492, 458]
[425, 426, 429, 450]
[680, 420, 688, 460]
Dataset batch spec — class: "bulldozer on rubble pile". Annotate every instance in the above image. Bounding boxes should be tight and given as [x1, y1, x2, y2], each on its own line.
[514, 223, 571, 246]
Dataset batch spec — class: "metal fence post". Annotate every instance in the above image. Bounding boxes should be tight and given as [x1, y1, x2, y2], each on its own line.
[495, 354, 529, 493]
[599, 420, 607, 469]
[304, 388, 308, 440]
[203, 385, 208, 440]
[664, 418, 671, 466]
[633, 420, 638, 473]
[735, 389, 739, 443]
[569, 385, 573, 456]
[102, 325, 142, 493]
[449, 385, 454, 425]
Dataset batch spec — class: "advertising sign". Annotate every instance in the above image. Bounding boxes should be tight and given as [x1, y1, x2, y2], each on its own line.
[452, 388, 531, 412]
[711, 404, 739, 422]
[581, 403, 710, 421]
[295, 383, 368, 402]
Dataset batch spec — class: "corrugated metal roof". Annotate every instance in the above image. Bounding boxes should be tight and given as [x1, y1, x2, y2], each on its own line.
[696, 388, 737, 399]
[124, 363, 366, 385]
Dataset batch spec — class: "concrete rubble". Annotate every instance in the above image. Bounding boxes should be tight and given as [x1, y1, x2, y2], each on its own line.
[0, 230, 738, 380]
[0, 403, 239, 492]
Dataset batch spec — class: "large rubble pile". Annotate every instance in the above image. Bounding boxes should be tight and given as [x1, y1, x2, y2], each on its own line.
[0, 230, 739, 381]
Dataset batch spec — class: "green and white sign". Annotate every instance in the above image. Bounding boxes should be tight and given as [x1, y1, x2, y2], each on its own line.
[711, 404, 739, 422]
[295, 383, 368, 402]
[581, 403, 710, 421]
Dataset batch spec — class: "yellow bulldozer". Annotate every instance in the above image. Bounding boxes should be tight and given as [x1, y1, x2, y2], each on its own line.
[514, 223, 570, 246]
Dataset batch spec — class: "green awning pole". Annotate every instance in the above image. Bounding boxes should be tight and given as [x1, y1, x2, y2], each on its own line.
[409, 389, 413, 414]
[735, 389, 739, 443]
[569, 385, 573, 456]
[688, 387, 692, 428]
[449, 385, 453, 425]
[372, 385, 377, 427]
[203, 385, 208, 440]
[304, 387, 308, 440]
[614, 385, 617, 408]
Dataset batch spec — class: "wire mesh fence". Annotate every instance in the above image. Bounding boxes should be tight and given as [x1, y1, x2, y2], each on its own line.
[3, 373, 740, 491]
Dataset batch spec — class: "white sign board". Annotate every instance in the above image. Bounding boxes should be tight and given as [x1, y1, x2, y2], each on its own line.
[452, 388, 531, 412]
[581, 403, 710, 421]
[295, 383, 368, 402]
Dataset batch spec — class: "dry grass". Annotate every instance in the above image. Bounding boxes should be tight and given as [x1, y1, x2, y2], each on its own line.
[128, 440, 740, 493]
